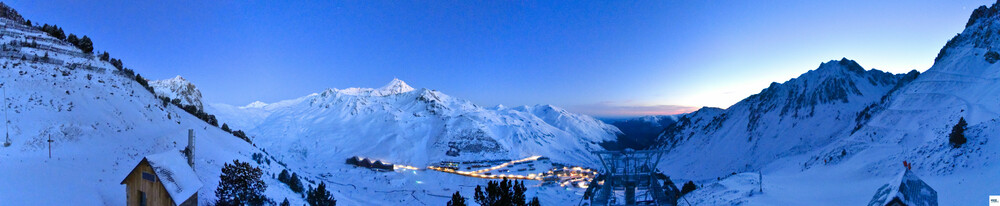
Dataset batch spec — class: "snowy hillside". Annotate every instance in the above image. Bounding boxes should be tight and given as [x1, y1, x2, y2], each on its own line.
[825, 1, 1000, 176]
[656, 2, 1000, 205]
[657, 58, 909, 179]
[0, 5, 307, 205]
[207, 78, 621, 170]
[149, 75, 204, 110]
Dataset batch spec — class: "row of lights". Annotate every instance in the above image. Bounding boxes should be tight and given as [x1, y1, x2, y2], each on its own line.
[427, 166, 543, 180]
[394, 165, 420, 170]
[386, 155, 598, 188]
[461, 155, 543, 174]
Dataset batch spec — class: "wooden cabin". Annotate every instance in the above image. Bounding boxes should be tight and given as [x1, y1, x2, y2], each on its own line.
[121, 151, 202, 206]
[122, 130, 202, 206]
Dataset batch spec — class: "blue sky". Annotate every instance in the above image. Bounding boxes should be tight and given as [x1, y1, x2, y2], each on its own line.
[8, 1, 993, 117]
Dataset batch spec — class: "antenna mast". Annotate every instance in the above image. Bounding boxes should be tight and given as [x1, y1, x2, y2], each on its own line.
[3, 82, 9, 147]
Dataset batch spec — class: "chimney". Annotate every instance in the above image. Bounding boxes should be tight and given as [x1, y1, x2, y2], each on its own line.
[187, 129, 195, 169]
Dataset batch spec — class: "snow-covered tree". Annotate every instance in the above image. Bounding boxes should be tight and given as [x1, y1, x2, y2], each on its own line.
[215, 160, 268, 206]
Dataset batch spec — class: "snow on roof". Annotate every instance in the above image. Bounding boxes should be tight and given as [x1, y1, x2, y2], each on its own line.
[867, 170, 937, 206]
[144, 151, 203, 204]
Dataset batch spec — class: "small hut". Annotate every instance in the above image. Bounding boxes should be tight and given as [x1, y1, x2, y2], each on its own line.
[121, 130, 202, 206]
[121, 151, 202, 206]
[867, 169, 937, 206]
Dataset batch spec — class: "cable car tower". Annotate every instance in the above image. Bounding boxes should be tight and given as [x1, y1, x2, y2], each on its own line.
[582, 149, 681, 206]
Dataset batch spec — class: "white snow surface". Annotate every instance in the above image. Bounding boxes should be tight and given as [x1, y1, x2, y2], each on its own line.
[143, 151, 203, 204]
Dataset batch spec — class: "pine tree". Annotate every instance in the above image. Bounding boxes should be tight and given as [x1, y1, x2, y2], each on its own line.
[447, 191, 467, 206]
[280, 198, 291, 206]
[67, 34, 78, 46]
[681, 181, 697, 195]
[78, 35, 93, 53]
[215, 160, 269, 206]
[221, 123, 232, 133]
[949, 117, 968, 148]
[528, 197, 541, 206]
[278, 169, 289, 182]
[473, 179, 527, 206]
[52, 25, 65, 40]
[512, 180, 526, 205]
[306, 182, 336, 206]
[474, 185, 486, 205]
[289, 172, 304, 193]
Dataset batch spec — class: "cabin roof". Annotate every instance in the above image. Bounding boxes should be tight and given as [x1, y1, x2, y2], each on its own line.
[121, 151, 203, 203]
[867, 170, 937, 206]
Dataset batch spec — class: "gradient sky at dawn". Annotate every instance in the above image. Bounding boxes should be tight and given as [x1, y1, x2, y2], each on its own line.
[7, 0, 994, 117]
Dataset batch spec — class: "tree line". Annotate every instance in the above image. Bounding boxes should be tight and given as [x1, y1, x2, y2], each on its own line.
[448, 178, 540, 206]
[216, 160, 336, 206]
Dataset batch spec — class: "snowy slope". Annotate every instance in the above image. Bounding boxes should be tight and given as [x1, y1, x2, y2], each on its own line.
[0, 6, 307, 205]
[819, 2, 1000, 176]
[658, 3, 1000, 205]
[207, 79, 621, 171]
[787, 3, 1000, 203]
[149, 75, 204, 110]
[657, 58, 909, 179]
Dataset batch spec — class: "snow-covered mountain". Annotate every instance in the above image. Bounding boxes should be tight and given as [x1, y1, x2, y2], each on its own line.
[0, 4, 306, 205]
[657, 58, 910, 179]
[207, 78, 621, 171]
[656, 3, 1000, 205]
[149, 75, 204, 110]
[823, 1, 1000, 176]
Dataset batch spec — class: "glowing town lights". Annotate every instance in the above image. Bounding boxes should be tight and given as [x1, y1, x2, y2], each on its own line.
[394, 165, 421, 171]
[423, 156, 594, 186]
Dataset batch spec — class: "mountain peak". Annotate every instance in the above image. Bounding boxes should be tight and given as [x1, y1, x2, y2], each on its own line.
[966, 1, 1000, 28]
[171, 75, 187, 81]
[815, 58, 865, 74]
[160, 75, 190, 84]
[149, 75, 204, 110]
[936, 1, 1000, 62]
[377, 78, 415, 95]
[242, 101, 268, 109]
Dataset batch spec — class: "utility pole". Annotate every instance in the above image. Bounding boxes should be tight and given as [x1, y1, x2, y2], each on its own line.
[2, 82, 9, 147]
[47, 134, 52, 158]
